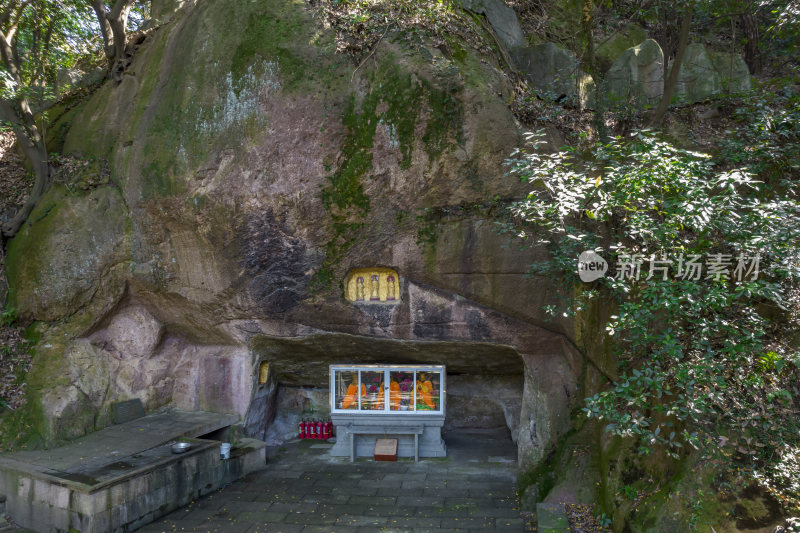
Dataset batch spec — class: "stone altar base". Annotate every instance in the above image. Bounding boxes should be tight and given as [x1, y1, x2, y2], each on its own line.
[329, 413, 446, 459]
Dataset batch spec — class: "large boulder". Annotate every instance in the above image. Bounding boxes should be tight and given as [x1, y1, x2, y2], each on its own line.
[605, 39, 664, 108]
[708, 50, 752, 93]
[512, 43, 594, 108]
[6, 0, 584, 472]
[457, 0, 525, 49]
[596, 23, 648, 72]
[673, 43, 722, 103]
[5, 185, 130, 323]
[151, 0, 194, 22]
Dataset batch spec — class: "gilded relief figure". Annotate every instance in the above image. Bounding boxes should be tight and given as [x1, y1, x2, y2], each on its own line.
[356, 277, 366, 301]
[370, 274, 380, 300]
[345, 268, 400, 303]
[387, 275, 396, 300]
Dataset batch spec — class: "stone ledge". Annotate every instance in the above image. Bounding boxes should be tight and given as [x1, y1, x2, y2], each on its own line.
[0, 439, 266, 532]
[0, 410, 265, 532]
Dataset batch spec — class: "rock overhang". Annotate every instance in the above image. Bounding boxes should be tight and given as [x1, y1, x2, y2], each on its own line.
[251, 332, 524, 387]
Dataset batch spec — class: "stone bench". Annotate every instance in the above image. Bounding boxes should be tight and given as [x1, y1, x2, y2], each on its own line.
[0, 410, 267, 533]
[346, 424, 424, 462]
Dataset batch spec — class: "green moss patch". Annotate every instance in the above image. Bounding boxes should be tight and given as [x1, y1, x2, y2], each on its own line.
[313, 52, 464, 292]
[0, 324, 49, 451]
[232, 7, 310, 93]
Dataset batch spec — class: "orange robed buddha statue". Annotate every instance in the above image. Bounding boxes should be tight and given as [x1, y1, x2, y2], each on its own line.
[416, 378, 436, 409]
[341, 382, 366, 409]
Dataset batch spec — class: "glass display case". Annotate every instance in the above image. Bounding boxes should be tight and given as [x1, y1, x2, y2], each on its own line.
[330, 365, 445, 414]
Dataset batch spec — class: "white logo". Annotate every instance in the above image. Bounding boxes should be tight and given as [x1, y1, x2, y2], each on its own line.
[578, 250, 608, 282]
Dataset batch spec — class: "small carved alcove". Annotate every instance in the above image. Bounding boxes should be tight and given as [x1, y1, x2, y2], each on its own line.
[258, 361, 270, 385]
[344, 268, 401, 304]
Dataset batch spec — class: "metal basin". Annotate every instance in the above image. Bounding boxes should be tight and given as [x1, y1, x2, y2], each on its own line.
[171, 442, 192, 454]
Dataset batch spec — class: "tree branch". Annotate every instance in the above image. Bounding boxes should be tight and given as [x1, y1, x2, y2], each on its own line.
[0, 0, 31, 85]
[89, 0, 113, 58]
[0, 98, 50, 239]
[106, 0, 136, 82]
[0, 0, 18, 27]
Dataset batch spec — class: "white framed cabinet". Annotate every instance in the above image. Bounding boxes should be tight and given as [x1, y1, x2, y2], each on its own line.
[328, 365, 447, 460]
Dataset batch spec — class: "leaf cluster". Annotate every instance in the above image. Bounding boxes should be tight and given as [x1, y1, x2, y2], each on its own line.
[0, 0, 101, 102]
[506, 128, 800, 509]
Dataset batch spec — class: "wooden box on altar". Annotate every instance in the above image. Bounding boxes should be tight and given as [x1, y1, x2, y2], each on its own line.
[374, 438, 398, 461]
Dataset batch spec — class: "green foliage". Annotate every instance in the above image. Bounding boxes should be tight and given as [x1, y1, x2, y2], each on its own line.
[688, 488, 705, 531]
[621, 484, 638, 500]
[758, 0, 800, 58]
[596, 512, 612, 527]
[507, 128, 800, 510]
[1, 306, 16, 326]
[0, 1, 101, 102]
[718, 87, 800, 182]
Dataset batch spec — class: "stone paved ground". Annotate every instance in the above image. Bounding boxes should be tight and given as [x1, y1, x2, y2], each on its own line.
[139, 429, 528, 532]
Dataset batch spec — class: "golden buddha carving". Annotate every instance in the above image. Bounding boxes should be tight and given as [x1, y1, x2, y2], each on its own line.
[344, 268, 401, 303]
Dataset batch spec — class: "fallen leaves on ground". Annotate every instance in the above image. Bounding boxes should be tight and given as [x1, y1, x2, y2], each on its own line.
[0, 131, 31, 225]
[566, 503, 612, 533]
[308, 0, 491, 58]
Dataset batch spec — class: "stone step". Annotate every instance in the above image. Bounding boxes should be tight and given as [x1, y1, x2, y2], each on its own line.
[537, 502, 570, 532]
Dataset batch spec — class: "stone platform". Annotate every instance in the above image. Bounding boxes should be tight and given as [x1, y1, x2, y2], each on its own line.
[0, 410, 267, 532]
[330, 413, 447, 460]
[139, 428, 526, 532]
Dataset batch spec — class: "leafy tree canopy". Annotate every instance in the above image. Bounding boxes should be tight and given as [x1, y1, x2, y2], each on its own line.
[506, 105, 800, 508]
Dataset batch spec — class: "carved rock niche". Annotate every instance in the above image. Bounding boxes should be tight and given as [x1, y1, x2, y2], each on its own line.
[344, 268, 401, 304]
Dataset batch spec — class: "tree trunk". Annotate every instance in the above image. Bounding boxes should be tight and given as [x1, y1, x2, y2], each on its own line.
[0, 98, 50, 239]
[648, 4, 693, 127]
[740, 12, 760, 74]
[582, 0, 606, 140]
[89, 0, 114, 59]
[107, 0, 135, 83]
[0, 1, 51, 239]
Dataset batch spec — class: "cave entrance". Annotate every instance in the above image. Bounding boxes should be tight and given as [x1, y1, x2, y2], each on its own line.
[244, 333, 524, 454]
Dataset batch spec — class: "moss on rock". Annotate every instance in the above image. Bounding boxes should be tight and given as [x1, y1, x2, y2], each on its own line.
[5, 185, 130, 323]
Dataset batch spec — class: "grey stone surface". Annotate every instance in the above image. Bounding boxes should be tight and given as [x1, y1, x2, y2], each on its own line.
[605, 38, 664, 108]
[673, 43, 722, 103]
[138, 429, 525, 532]
[512, 43, 594, 108]
[10, 0, 589, 484]
[708, 49, 752, 93]
[537, 502, 570, 532]
[151, 0, 193, 22]
[263, 385, 330, 445]
[111, 398, 145, 424]
[243, 365, 278, 440]
[0, 409, 237, 480]
[517, 352, 580, 468]
[445, 374, 522, 438]
[0, 410, 266, 533]
[6, 185, 129, 323]
[330, 413, 446, 459]
[457, 0, 525, 49]
[596, 23, 648, 72]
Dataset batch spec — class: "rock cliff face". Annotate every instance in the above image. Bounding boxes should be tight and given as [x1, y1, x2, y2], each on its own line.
[4, 0, 593, 469]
